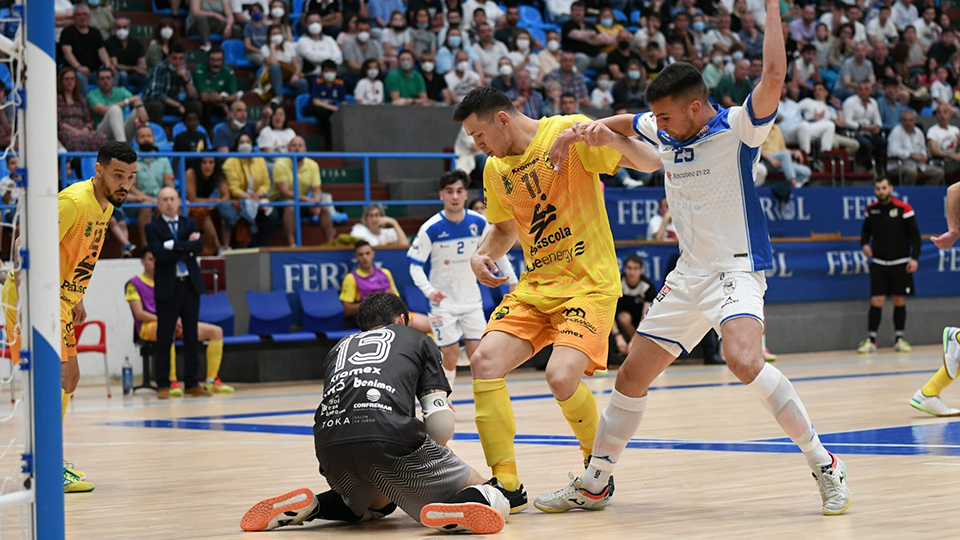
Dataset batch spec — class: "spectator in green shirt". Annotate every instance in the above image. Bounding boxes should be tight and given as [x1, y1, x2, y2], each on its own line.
[86, 67, 149, 143]
[385, 50, 430, 105]
[194, 47, 241, 132]
[713, 59, 754, 108]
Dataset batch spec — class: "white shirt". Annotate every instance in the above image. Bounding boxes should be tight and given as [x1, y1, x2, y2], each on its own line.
[590, 87, 613, 109]
[886, 124, 929, 163]
[547, 0, 575, 18]
[381, 27, 412, 49]
[931, 80, 954, 105]
[913, 18, 940, 48]
[444, 69, 482, 103]
[296, 35, 343, 74]
[349, 223, 399, 246]
[841, 95, 881, 129]
[161, 215, 191, 277]
[798, 98, 838, 123]
[0, 176, 18, 208]
[866, 16, 898, 44]
[793, 57, 817, 82]
[926, 123, 960, 155]
[777, 98, 802, 135]
[508, 50, 540, 80]
[256, 127, 297, 152]
[646, 214, 677, 241]
[260, 41, 298, 64]
[407, 210, 517, 308]
[463, 0, 504, 27]
[55, 0, 74, 41]
[702, 29, 740, 52]
[633, 96, 776, 275]
[473, 40, 510, 79]
[633, 28, 666, 51]
[893, 1, 919, 31]
[354, 78, 385, 105]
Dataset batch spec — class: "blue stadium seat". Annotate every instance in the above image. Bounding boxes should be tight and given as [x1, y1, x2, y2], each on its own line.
[188, 33, 223, 42]
[613, 9, 628, 23]
[162, 114, 183, 125]
[272, 331, 317, 342]
[0, 63, 11, 91]
[147, 121, 174, 151]
[403, 285, 430, 315]
[290, 0, 306, 19]
[299, 289, 357, 340]
[152, 0, 172, 15]
[519, 5, 544, 27]
[921, 106, 933, 116]
[80, 157, 97, 180]
[198, 292, 262, 345]
[521, 25, 546, 46]
[171, 122, 212, 148]
[221, 39, 253, 68]
[630, 9, 641, 24]
[247, 290, 316, 342]
[295, 93, 317, 124]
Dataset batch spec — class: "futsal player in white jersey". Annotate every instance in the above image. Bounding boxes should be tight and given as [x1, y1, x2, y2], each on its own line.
[408, 170, 518, 390]
[535, 0, 851, 516]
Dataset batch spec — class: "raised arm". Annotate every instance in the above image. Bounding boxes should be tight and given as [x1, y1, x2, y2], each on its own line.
[933, 182, 960, 249]
[750, 0, 786, 121]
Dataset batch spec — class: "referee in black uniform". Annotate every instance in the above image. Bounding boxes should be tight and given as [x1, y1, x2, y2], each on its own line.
[859, 177, 921, 354]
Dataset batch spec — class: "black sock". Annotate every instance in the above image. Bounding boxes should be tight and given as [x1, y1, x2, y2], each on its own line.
[868, 306, 882, 341]
[448, 485, 492, 505]
[313, 490, 365, 522]
[894, 306, 906, 336]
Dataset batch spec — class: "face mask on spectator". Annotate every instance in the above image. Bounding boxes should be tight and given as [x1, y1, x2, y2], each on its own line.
[238, 142, 253, 153]
[160, 26, 174, 40]
[116, 28, 129, 40]
[547, 39, 560, 51]
[618, 40, 630, 49]
[600, 18, 613, 27]
[712, 55, 723, 64]
[421, 61, 434, 72]
[309, 22, 322, 35]
[448, 35, 462, 47]
[517, 38, 530, 50]
[499, 64, 513, 76]
[357, 31, 370, 43]
[627, 69, 641, 80]
[418, 22, 429, 29]
[140, 142, 156, 152]
[367, 68, 379, 78]
[731, 51, 744, 61]
[400, 59, 414, 71]
[598, 78, 611, 89]
[252, 11, 263, 22]
[89, 0, 100, 6]
[457, 60, 470, 72]
[324, 71, 337, 82]
[232, 117, 246, 129]
[271, 7, 285, 18]
[271, 34, 284, 45]
[693, 21, 706, 32]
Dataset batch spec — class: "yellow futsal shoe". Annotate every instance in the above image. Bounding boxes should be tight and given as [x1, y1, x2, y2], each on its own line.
[63, 467, 94, 493]
[205, 378, 235, 393]
[63, 460, 85, 480]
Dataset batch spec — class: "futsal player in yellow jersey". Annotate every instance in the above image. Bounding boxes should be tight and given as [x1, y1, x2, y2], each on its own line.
[3, 141, 137, 492]
[452, 87, 662, 510]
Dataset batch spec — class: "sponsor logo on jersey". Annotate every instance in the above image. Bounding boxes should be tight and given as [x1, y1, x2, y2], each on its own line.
[501, 175, 514, 195]
[60, 280, 87, 295]
[655, 284, 671, 302]
[889, 208, 899, 218]
[330, 365, 382, 384]
[524, 241, 585, 272]
[511, 157, 540, 174]
[438, 231, 450, 238]
[84, 222, 93, 237]
[318, 417, 351, 429]
[366, 388, 381, 402]
[354, 377, 396, 394]
[492, 305, 510, 321]
[562, 307, 586, 319]
[541, 151, 554, 170]
[529, 226, 572, 256]
[529, 202, 558, 243]
[353, 401, 393, 412]
[722, 277, 737, 295]
[559, 329, 583, 339]
[469, 223, 478, 236]
[561, 307, 597, 334]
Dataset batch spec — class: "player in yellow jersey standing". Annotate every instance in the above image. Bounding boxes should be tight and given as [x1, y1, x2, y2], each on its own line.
[452, 87, 662, 511]
[3, 141, 137, 492]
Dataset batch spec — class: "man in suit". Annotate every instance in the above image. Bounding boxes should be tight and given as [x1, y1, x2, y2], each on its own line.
[145, 187, 210, 398]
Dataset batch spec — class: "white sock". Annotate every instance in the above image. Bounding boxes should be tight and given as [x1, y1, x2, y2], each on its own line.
[761, 333, 768, 351]
[581, 390, 647, 494]
[747, 363, 832, 471]
[444, 367, 456, 390]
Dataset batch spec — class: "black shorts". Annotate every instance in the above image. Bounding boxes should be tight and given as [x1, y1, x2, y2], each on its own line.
[870, 262, 914, 297]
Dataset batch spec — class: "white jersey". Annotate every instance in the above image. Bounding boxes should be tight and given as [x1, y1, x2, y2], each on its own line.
[633, 94, 775, 276]
[407, 210, 517, 309]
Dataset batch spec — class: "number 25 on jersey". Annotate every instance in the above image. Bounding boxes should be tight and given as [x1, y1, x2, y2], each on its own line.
[673, 148, 694, 164]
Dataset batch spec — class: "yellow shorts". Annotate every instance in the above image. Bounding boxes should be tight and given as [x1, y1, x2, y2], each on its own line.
[2, 275, 76, 364]
[483, 292, 618, 376]
[140, 321, 157, 342]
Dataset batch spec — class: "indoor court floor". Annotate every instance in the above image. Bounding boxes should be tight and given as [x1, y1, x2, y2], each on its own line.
[7, 345, 960, 539]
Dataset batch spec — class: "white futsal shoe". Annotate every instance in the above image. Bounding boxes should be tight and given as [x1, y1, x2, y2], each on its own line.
[813, 452, 850, 516]
[910, 390, 960, 417]
[533, 472, 613, 513]
[942, 327, 960, 379]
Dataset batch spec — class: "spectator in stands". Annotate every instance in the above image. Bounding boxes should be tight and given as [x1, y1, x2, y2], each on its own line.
[914, 6, 941, 51]
[931, 65, 955, 107]
[836, 42, 875, 100]
[596, 6, 624, 56]
[643, 41, 666, 81]
[795, 81, 837, 157]
[887, 109, 945, 185]
[893, 26, 925, 81]
[188, 0, 239, 53]
[559, 92, 579, 115]
[542, 80, 562, 116]
[350, 203, 409, 247]
[437, 8, 468, 49]
[544, 51, 589, 108]
[419, 53, 449, 104]
[871, 42, 897, 83]
[213, 100, 268, 152]
[337, 13, 359, 48]
[300, 0, 347, 36]
[406, 0, 441, 27]
[547, 0, 575, 21]
[878, 78, 908, 132]
[305, 60, 345, 150]
[409, 8, 437, 57]
[87, 67, 147, 144]
[812, 23, 834, 70]
[714, 59, 751, 107]
[266, 0, 295, 41]
[274, 135, 336, 244]
[507, 29, 539, 83]
[0, 82, 11, 150]
[562, 2, 608, 74]
[436, 26, 475, 75]
[143, 43, 203, 125]
[633, 13, 665, 54]
[454, 125, 486, 175]
[590, 71, 613, 109]
[828, 23, 855, 72]
[760, 123, 812, 188]
[385, 50, 429, 105]
[355, 58, 385, 104]
[472, 22, 509, 81]
[229, 0, 268, 24]
[867, 5, 898, 46]
[703, 13, 740, 54]
[507, 70, 543, 118]
[146, 18, 178, 71]
[538, 30, 562, 85]
[464, 0, 503, 30]
[133, 124, 174, 244]
[468, 197, 485, 215]
[611, 254, 655, 356]
[259, 24, 308, 105]
[195, 47, 240, 131]
[342, 18, 384, 84]
[647, 197, 676, 241]
[607, 29, 641, 81]
[491, 57, 515, 93]
[894, 0, 920, 33]
[257, 106, 296, 153]
[611, 59, 645, 113]
[790, 5, 817, 43]
[297, 13, 343, 77]
[701, 47, 726, 91]
[738, 13, 763, 59]
[367, 0, 401, 28]
[222, 133, 276, 247]
[242, 3, 269, 66]
[494, 5, 520, 47]
[106, 18, 147, 93]
[57, 67, 108, 153]
[843, 81, 884, 171]
[87, 0, 115, 40]
[444, 50, 482, 104]
[929, 28, 958, 68]
[665, 38, 688, 65]
[174, 111, 209, 157]
[185, 156, 228, 254]
[54, 0, 75, 43]
[61, 4, 113, 96]
[927, 103, 960, 180]
[382, 11, 412, 69]
[0, 156, 18, 223]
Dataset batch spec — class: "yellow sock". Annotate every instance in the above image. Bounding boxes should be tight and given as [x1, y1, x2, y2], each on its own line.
[61, 389, 72, 419]
[922, 367, 954, 397]
[206, 340, 223, 381]
[473, 378, 519, 490]
[557, 381, 600, 464]
[169, 343, 177, 382]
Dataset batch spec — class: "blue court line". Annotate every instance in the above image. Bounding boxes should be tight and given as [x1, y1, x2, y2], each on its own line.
[178, 368, 933, 422]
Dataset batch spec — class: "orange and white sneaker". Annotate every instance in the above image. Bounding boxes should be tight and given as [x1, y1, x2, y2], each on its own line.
[240, 488, 319, 531]
[420, 484, 509, 534]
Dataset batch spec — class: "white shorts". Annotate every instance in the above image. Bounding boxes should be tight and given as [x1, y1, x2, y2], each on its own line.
[637, 270, 766, 357]
[429, 303, 486, 348]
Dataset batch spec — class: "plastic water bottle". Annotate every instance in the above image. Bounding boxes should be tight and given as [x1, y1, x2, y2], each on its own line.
[122, 357, 133, 396]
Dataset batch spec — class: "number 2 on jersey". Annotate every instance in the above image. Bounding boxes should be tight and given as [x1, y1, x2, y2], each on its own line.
[673, 147, 694, 164]
[334, 328, 396, 371]
[456, 241, 465, 254]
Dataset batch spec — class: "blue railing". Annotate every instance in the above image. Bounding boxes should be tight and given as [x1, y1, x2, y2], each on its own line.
[60, 151, 457, 246]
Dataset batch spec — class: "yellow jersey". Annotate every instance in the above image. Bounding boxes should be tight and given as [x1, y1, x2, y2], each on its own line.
[483, 114, 622, 300]
[59, 179, 113, 308]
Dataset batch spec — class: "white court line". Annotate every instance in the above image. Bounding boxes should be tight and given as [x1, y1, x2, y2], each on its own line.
[64, 441, 304, 447]
[922, 462, 960, 467]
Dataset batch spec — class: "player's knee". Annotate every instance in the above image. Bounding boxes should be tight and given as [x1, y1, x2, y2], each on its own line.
[212, 324, 223, 340]
[615, 356, 650, 394]
[616, 311, 632, 328]
[469, 347, 503, 379]
[723, 346, 763, 383]
[544, 363, 579, 399]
